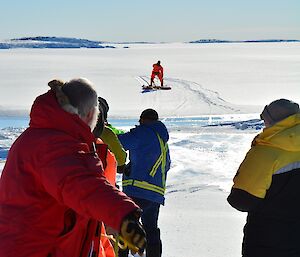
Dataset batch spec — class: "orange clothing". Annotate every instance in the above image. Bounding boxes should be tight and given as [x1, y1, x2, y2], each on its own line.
[152, 64, 163, 76]
[151, 64, 164, 84]
[99, 223, 116, 257]
[96, 138, 117, 185]
[151, 72, 163, 83]
[96, 138, 118, 257]
[104, 150, 117, 185]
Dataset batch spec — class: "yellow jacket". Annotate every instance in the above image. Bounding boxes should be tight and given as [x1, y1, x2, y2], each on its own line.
[233, 113, 300, 198]
[101, 126, 127, 167]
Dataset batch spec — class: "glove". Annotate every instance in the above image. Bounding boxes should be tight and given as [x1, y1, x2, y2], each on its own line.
[123, 163, 131, 176]
[120, 210, 146, 253]
[117, 164, 126, 174]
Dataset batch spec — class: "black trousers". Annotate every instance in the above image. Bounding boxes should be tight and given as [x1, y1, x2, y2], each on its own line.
[119, 197, 162, 257]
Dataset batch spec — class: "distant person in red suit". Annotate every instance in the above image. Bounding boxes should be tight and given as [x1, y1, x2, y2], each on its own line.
[150, 61, 164, 87]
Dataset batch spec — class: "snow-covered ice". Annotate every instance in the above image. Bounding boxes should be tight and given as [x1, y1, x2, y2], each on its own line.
[1, 42, 300, 116]
[1, 42, 300, 256]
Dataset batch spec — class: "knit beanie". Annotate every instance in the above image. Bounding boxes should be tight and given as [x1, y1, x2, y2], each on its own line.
[98, 97, 109, 121]
[140, 108, 159, 121]
[260, 99, 299, 125]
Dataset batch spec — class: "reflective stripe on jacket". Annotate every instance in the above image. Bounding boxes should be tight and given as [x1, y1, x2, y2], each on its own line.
[231, 113, 300, 256]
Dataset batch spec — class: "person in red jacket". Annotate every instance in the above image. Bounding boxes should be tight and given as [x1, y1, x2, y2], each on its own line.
[0, 78, 146, 257]
[150, 61, 164, 87]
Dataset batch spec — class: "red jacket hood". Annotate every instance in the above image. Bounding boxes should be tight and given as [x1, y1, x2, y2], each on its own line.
[29, 90, 95, 146]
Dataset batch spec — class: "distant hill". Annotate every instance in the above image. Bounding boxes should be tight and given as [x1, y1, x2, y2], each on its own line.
[1, 36, 299, 50]
[0, 106, 28, 116]
[0, 36, 115, 49]
[14, 36, 107, 44]
[189, 39, 300, 44]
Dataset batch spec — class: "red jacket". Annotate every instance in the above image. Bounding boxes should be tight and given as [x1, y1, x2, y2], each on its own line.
[0, 90, 138, 257]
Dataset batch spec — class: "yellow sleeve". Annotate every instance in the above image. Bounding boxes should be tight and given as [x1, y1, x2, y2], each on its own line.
[101, 126, 127, 166]
[233, 146, 276, 198]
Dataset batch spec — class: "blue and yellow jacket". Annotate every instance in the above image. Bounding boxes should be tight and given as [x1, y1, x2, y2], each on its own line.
[231, 113, 300, 199]
[228, 113, 300, 255]
[118, 121, 171, 205]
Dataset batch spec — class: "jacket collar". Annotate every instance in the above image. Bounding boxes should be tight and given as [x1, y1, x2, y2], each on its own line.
[258, 113, 300, 140]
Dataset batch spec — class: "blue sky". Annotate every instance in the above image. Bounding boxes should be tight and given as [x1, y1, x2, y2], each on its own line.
[0, 0, 299, 42]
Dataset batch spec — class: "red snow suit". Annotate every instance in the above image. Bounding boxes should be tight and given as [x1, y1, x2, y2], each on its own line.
[0, 89, 138, 257]
[151, 63, 164, 83]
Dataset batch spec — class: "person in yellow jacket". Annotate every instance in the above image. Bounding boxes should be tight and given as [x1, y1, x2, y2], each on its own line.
[93, 97, 143, 257]
[94, 97, 127, 173]
[93, 100, 125, 257]
[228, 99, 300, 257]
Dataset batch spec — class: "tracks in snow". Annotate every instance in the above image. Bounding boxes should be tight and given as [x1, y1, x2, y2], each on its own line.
[136, 76, 240, 114]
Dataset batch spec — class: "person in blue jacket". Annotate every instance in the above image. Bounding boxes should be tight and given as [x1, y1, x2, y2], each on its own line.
[118, 108, 171, 257]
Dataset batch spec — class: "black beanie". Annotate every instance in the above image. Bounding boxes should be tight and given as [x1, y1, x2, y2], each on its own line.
[98, 97, 109, 121]
[140, 108, 159, 121]
[261, 99, 299, 125]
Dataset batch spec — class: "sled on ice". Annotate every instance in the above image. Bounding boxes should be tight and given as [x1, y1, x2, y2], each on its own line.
[142, 85, 171, 90]
[136, 76, 171, 93]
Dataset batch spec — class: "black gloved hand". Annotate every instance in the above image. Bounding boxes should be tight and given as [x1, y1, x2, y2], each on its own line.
[120, 210, 146, 253]
[123, 163, 131, 176]
[117, 164, 126, 174]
